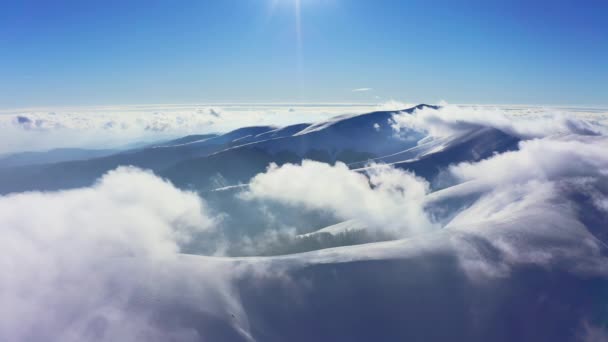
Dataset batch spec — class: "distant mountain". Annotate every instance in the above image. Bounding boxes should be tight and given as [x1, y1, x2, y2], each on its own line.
[0, 148, 118, 168]
[229, 104, 438, 157]
[150, 134, 219, 147]
[1, 105, 605, 342]
[352, 126, 520, 182]
[0, 126, 277, 193]
[162, 104, 440, 190]
[0, 104, 519, 195]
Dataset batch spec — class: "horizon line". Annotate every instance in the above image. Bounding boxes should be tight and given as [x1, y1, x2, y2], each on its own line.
[2, 102, 608, 113]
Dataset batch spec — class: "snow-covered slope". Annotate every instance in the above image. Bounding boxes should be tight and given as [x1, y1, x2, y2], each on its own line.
[214, 104, 438, 160]
[298, 219, 368, 238]
[0, 147, 119, 168]
[353, 126, 520, 181]
[2, 106, 607, 342]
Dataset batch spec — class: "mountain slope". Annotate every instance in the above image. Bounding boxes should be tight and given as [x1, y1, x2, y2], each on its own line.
[0, 148, 119, 168]
[353, 127, 520, 182]
[162, 105, 439, 190]
[0, 104, 519, 194]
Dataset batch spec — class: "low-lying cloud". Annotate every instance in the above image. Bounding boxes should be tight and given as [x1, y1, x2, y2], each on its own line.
[391, 105, 606, 139]
[435, 134, 608, 278]
[1, 104, 608, 340]
[0, 167, 257, 341]
[1, 103, 606, 156]
[242, 130, 608, 279]
[449, 135, 608, 185]
[0, 104, 381, 155]
[244, 160, 437, 237]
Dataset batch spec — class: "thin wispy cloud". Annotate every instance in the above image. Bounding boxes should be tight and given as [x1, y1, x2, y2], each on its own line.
[352, 88, 373, 92]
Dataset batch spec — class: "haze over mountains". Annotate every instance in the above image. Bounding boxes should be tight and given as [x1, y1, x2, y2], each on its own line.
[1, 104, 607, 341]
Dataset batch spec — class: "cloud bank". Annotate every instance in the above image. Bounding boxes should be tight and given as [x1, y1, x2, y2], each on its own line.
[241, 114, 608, 278]
[0, 167, 256, 341]
[439, 137, 608, 278]
[391, 105, 606, 138]
[244, 160, 437, 237]
[0, 104, 383, 155]
[1, 104, 608, 340]
[3, 103, 604, 156]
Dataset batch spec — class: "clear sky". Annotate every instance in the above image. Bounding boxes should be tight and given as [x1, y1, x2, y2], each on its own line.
[1, 0, 607, 107]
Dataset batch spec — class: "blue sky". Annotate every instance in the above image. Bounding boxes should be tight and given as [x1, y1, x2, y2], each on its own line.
[1, 0, 606, 107]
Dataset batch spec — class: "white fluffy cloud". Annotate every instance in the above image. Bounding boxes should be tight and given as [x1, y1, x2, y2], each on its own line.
[2, 104, 608, 339]
[449, 135, 608, 185]
[0, 167, 256, 341]
[242, 131, 608, 279]
[391, 105, 606, 138]
[436, 135, 608, 278]
[244, 160, 437, 236]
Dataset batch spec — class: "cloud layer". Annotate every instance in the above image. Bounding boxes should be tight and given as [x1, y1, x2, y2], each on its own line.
[2, 103, 605, 155]
[391, 105, 607, 138]
[0, 167, 254, 341]
[0, 104, 380, 155]
[245, 160, 436, 237]
[1, 104, 608, 340]
[241, 119, 608, 278]
[438, 135, 608, 278]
